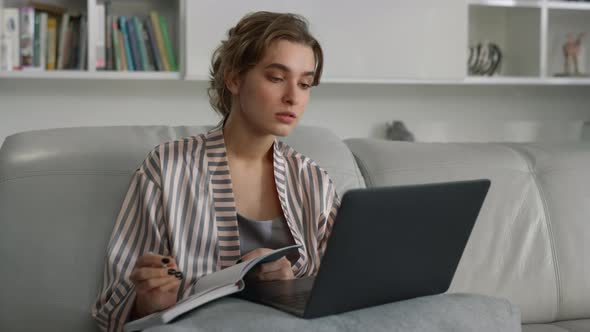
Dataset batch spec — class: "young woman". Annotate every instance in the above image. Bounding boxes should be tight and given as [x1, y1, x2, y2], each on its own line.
[92, 11, 340, 332]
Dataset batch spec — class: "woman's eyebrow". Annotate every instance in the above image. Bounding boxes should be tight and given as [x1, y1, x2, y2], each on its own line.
[265, 63, 315, 77]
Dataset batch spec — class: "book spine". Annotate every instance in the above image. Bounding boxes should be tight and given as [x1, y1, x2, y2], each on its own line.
[78, 15, 87, 70]
[117, 22, 127, 71]
[0, 35, 13, 71]
[144, 17, 162, 71]
[38, 12, 47, 69]
[149, 11, 169, 71]
[33, 12, 40, 67]
[111, 15, 120, 71]
[104, 1, 112, 70]
[105, 15, 112, 70]
[56, 12, 69, 69]
[46, 15, 57, 70]
[140, 20, 154, 71]
[65, 19, 76, 69]
[133, 17, 150, 71]
[19, 6, 35, 69]
[125, 17, 142, 71]
[3, 8, 20, 69]
[95, 3, 105, 69]
[118, 16, 134, 71]
[158, 15, 176, 71]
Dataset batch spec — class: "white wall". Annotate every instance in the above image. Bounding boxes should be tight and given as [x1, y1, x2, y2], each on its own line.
[1, 79, 590, 146]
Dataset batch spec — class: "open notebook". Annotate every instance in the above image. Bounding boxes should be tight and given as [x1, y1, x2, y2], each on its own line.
[124, 244, 302, 332]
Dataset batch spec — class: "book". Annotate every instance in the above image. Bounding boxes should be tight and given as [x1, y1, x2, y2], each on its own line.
[19, 6, 34, 68]
[158, 14, 177, 71]
[111, 15, 120, 71]
[125, 17, 142, 71]
[2, 8, 20, 70]
[104, 1, 112, 70]
[118, 16, 134, 71]
[46, 15, 57, 70]
[77, 15, 87, 70]
[149, 11, 169, 71]
[95, 3, 105, 69]
[38, 12, 47, 69]
[117, 22, 127, 71]
[33, 12, 40, 67]
[133, 17, 150, 71]
[56, 12, 69, 69]
[139, 19, 155, 71]
[123, 244, 302, 332]
[144, 17, 162, 71]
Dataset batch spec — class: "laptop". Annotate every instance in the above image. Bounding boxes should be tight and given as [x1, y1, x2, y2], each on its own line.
[236, 179, 491, 318]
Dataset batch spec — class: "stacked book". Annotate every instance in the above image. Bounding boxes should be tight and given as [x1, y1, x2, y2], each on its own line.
[0, 2, 87, 71]
[98, 1, 177, 72]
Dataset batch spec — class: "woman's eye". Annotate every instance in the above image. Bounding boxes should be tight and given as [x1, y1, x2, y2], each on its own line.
[299, 83, 311, 89]
[269, 76, 283, 82]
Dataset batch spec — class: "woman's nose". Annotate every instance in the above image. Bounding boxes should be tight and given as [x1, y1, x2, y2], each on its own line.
[282, 82, 299, 106]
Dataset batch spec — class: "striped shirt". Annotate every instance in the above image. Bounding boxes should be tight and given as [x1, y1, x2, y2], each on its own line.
[91, 124, 341, 332]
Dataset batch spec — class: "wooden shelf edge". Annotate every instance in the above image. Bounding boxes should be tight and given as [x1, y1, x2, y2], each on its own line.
[547, 1, 590, 10]
[0, 70, 181, 80]
[468, 0, 543, 8]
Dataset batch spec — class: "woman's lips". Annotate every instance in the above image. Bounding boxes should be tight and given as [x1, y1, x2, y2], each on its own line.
[275, 112, 296, 124]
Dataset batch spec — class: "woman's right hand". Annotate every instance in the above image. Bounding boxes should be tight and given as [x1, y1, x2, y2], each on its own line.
[129, 253, 183, 319]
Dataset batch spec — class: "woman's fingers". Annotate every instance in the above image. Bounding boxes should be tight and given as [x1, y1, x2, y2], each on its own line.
[136, 273, 182, 293]
[258, 257, 290, 273]
[130, 267, 172, 283]
[159, 278, 182, 293]
[256, 258, 293, 281]
[257, 266, 294, 281]
[135, 253, 176, 269]
[240, 248, 273, 262]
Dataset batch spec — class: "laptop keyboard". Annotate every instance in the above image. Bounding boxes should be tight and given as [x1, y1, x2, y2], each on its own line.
[269, 291, 310, 307]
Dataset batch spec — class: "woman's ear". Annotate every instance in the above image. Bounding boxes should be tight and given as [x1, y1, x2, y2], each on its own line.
[224, 69, 241, 95]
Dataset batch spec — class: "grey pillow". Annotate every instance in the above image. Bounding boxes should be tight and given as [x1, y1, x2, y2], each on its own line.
[144, 293, 521, 332]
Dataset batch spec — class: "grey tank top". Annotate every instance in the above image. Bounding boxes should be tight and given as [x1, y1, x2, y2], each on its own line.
[237, 213, 296, 258]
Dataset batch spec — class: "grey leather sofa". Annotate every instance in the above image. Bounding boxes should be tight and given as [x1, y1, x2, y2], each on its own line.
[0, 125, 588, 332]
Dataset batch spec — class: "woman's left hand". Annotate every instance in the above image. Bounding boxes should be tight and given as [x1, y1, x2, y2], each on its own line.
[241, 248, 295, 282]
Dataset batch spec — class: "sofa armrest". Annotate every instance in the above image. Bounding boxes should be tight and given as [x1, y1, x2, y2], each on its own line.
[144, 293, 522, 332]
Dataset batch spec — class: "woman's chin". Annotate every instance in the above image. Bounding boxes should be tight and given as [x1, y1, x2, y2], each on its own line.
[269, 124, 297, 137]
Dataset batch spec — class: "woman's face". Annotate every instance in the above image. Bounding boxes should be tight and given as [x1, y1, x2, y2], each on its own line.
[229, 40, 316, 137]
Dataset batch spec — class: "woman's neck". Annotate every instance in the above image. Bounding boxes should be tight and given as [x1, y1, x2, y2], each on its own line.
[223, 111, 275, 163]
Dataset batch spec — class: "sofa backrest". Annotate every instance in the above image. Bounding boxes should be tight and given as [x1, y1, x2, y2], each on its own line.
[345, 138, 590, 324]
[0, 125, 364, 332]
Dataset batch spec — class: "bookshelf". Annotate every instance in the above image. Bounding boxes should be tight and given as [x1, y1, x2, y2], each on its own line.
[1, 0, 589, 85]
[0, 0, 182, 79]
[468, 0, 590, 83]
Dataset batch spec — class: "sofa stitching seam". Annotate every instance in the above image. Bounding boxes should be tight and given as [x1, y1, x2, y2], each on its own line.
[496, 143, 561, 322]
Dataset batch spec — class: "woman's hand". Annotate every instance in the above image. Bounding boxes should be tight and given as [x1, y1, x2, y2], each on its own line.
[129, 253, 183, 319]
[241, 248, 295, 282]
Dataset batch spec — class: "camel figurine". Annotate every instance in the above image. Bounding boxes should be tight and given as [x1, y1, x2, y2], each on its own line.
[563, 32, 586, 76]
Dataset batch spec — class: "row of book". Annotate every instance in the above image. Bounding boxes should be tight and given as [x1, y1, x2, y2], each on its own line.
[0, 1, 177, 72]
[0, 2, 85, 71]
[100, 1, 178, 72]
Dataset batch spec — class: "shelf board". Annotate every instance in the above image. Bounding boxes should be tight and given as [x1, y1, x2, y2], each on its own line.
[468, 0, 543, 8]
[0, 70, 181, 80]
[465, 76, 590, 85]
[547, 0, 590, 10]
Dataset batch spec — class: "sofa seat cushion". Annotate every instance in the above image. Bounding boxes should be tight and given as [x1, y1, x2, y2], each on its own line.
[523, 320, 590, 332]
[144, 294, 521, 332]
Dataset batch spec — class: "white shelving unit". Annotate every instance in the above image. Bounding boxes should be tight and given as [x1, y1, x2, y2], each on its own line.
[0, 0, 182, 80]
[468, 0, 590, 83]
[1, 0, 590, 85]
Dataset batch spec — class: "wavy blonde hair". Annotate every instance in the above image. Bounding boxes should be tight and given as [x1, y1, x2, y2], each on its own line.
[208, 11, 324, 119]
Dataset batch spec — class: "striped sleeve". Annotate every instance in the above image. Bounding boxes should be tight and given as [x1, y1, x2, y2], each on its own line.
[317, 173, 340, 259]
[92, 150, 168, 332]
